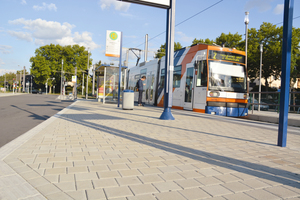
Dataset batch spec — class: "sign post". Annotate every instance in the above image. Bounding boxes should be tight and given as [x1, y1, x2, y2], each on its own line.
[119, 0, 175, 120]
[105, 30, 122, 107]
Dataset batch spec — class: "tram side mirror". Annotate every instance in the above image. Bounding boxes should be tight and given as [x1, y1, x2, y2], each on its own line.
[194, 61, 199, 69]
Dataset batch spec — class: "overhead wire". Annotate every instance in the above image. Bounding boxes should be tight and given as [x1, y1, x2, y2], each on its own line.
[125, 0, 224, 49]
[274, 15, 300, 26]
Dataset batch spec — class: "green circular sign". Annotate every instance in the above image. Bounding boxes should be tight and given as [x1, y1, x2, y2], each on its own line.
[110, 32, 118, 40]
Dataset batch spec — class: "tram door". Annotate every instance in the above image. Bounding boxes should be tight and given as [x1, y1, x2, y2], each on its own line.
[183, 64, 194, 110]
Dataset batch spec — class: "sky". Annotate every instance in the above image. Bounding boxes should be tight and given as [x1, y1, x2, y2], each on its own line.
[0, 0, 300, 75]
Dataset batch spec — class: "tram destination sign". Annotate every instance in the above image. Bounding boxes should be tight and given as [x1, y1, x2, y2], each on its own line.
[117, 0, 170, 9]
[209, 50, 245, 64]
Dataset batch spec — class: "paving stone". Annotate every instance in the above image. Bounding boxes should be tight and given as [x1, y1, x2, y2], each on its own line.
[159, 172, 185, 181]
[46, 192, 74, 200]
[60, 174, 75, 182]
[76, 180, 94, 190]
[27, 177, 49, 187]
[139, 167, 163, 175]
[175, 178, 202, 189]
[104, 186, 133, 199]
[119, 169, 142, 177]
[179, 170, 204, 179]
[152, 181, 182, 192]
[93, 178, 119, 188]
[116, 176, 142, 186]
[89, 165, 109, 172]
[241, 179, 272, 189]
[145, 161, 167, 167]
[54, 182, 76, 191]
[129, 184, 158, 195]
[178, 187, 211, 199]
[98, 171, 121, 179]
[201, 185, 233, 197]
[68, 166, 88, 174]
[138, 174, 165, 184]
[223, 192, 256, 200]
[108, 163, 130, 171]
[45, 167, 66, 175]
[44, 174, 59, 183]
[265, 185, 299, 199]
[222, 181, 253, 193]
[36, 183, 62, 196]
[75, 172, 98, 181]
[154, 191, 186, 200]
[86, 188, 106, 200]
[158, 166, 181, 173]
[245, 189, 282, 200]
[127, 194, 157, 200]
[214, 174, 243, 183]
[127, 162, 149, 169]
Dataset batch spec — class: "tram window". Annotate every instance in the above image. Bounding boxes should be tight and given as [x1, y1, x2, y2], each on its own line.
[160, 69, 165, 88]
[173, 65, 182, 88]
[196, 61, 207, 87]
[140, 69, 147, 76]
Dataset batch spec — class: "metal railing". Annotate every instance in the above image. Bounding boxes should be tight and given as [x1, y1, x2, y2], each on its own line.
[248, 91, 300, 114]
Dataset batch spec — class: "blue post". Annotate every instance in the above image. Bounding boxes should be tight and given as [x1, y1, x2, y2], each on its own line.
[278, 0, 294, 147]
[117, 32, 123, 107]
[160, 0, 175, 120]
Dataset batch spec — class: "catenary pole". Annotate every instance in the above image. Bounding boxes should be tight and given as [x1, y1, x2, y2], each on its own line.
[278, 0, 294, 147]
[159, 0, 175, 120]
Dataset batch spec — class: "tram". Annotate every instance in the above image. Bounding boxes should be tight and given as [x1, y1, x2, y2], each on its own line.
[127, 43, 248, 117]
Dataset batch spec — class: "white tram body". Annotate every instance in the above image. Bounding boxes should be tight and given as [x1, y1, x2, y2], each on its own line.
[127, 43, 248, 117]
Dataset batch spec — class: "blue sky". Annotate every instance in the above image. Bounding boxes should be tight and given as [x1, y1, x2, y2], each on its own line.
[0, 0, 300, 75]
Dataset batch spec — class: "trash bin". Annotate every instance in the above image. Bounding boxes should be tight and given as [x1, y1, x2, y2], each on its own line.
[122, 89, 134, 110]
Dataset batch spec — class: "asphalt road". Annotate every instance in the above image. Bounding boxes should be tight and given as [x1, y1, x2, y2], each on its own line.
[0, 94, 74, 147]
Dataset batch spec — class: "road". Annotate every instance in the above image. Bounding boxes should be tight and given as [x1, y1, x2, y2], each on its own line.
[0, 94, 74, 147]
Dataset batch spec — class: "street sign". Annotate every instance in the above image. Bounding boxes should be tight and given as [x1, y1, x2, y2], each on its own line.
[105, 30, 122, 57]
[118, 0, 170, 9]
[72, 76, 77, 83]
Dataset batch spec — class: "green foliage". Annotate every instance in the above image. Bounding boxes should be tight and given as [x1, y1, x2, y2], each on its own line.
[30, 44, 92, 88]
[155, 42, 183, 59]
[191, 38, 215, 46]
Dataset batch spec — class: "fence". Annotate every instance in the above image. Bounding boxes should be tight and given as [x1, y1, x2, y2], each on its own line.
[248, 91, 300, 114]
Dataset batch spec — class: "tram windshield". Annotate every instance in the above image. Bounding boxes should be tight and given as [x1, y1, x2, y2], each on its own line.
[208, 61, 247, 93]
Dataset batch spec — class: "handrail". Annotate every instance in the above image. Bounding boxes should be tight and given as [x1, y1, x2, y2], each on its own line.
[248, 91, 300, 114]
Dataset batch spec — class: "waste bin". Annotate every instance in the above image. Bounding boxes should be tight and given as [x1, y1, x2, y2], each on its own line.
[122, 89, 134, 110]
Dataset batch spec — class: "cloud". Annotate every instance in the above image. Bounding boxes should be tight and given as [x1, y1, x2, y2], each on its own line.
[244, 0, 273, 12]
[176, 31, 193, 43]
[99, 0, 130, 12]
[21, 0, 26, 5]
[273, 4, 284, 15]
[0, 45, 13, 54]
[0, 59, 4, 68]
[8, 31, 32, 42]
[33, 2, 57, 11]
[8, 18, 100, 50]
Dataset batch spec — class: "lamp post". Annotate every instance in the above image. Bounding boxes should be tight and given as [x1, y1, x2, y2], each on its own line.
[244, 12, 249, 97]
[31, 75, 34, 94]
[86, 48, 90, 100]
[258, 43, 263, 111]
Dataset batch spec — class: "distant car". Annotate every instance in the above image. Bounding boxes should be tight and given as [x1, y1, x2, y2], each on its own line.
[249, 98, 269, 111]
[32, 89, 42, 94]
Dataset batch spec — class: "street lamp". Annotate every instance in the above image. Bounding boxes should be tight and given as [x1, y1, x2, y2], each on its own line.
[244, 12, 249, 95]
[31, 75, 34, 94]
[86, 48, 90, 100]
[258, 43, 263, 111]
[46, 77, 55, 95]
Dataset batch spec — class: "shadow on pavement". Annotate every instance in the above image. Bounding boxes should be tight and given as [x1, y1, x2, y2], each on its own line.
[57, 109, 300, 190]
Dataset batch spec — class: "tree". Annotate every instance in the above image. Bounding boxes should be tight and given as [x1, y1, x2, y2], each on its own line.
[155, 42, 182, 59]
[215, 32, 243, 50]
[191, 38, 214, 46]
[30, 44, 92, 91]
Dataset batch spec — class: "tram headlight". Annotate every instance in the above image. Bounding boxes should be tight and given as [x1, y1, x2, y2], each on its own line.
[209, 91, 220, 97]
